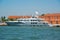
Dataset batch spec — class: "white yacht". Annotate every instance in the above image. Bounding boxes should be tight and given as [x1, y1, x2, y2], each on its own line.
[6, 16, 49, 26]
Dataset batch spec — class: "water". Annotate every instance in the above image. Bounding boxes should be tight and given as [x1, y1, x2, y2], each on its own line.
[0, 26, 60, 40]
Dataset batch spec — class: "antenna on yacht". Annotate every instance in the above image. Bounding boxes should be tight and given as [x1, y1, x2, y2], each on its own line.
[31, 11, 39, 18]
[35, 11, 39, 18]
[35, 11, 39, 15]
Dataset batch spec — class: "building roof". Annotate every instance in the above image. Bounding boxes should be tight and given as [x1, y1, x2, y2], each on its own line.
[44, 13, 60, 16]
[8, 16, 31, 19]
[8, 13, 60, 19]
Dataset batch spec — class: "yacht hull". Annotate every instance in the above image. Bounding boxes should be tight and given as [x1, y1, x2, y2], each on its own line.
[6, 22, 49, 26]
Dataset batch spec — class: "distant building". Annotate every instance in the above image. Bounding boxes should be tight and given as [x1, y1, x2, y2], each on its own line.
[38, 13, 60, 26]
[8, 16, 31, 19]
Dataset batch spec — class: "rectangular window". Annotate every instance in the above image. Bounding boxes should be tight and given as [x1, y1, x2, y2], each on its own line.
[54, 16, 58, 19]
[56, 21, 58, 24]
[50, 21, 52, 24]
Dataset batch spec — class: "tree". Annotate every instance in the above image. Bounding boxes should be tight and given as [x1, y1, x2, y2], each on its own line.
[41, 14, 45, 16]
[1, 16, 6, 22]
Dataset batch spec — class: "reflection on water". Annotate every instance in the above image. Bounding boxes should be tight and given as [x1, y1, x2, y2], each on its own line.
[0, 26, 60, 40]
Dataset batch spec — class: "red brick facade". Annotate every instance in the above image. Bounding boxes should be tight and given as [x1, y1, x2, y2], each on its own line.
[8, 13, 60, 24]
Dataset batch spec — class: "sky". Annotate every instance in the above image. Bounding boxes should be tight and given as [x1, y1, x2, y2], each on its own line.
[0, 0, 60, 17]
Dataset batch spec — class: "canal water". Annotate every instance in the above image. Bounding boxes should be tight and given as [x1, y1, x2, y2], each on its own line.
[0, 26, 60, 40]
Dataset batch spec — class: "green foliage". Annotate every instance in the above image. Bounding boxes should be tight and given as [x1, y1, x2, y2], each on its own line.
[1, 16, 6, 22]
[8, 18, 17, 21]
[9, 19, 15, 21]
[41, 14, 45, 16]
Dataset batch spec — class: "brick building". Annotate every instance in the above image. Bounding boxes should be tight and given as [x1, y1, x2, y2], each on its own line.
[8, 13, 60, 26]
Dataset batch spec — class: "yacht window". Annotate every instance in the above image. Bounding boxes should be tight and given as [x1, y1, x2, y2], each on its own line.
[31, 20, 37, 21]
[43, 23, 47, 24]
[19, 20, 29, 21]
[38, 20, 40, 21]
[43, 23, 45, 24]
[25, 20, 29, 21]
[31, 22, 37, 24]
[19, 20, 23, 21]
